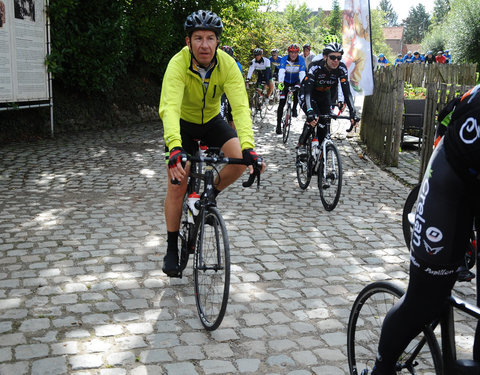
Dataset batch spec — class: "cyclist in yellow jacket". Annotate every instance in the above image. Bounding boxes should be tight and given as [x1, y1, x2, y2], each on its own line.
[159, 10, 266, 276]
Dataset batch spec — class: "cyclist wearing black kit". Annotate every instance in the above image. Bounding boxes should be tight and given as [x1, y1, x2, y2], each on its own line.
[371, 85, 480, 375]
[297, 42, 358, 156]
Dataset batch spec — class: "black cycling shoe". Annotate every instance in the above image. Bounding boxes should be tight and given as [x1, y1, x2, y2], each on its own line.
[162, 251, 179, 277]
[276, 126, 282, 134]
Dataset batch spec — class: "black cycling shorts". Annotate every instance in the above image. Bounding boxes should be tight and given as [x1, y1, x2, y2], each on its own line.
[165, 114, 237, 158]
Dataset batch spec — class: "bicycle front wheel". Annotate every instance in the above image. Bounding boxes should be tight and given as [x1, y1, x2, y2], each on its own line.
[318, 143, 342, 211]
[282, 107, 291, 144]
[347, 281, 443, 375]
[296, 137, 313, 190]
[194, 207, 230, 331]
[251, 93, 258, 122]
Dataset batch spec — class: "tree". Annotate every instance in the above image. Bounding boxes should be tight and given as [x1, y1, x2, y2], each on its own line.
[378, 0, 398, 27]
[432, 0, 450, 24]
[328, 0, 342, 36]
[403, 4, 431, 44]
[444, 0, 480, 64]
[370, 9, 394, 60]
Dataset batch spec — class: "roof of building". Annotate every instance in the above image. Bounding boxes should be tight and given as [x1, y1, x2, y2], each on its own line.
[405, 43, 422, 54]
[383, 26, 404, 40]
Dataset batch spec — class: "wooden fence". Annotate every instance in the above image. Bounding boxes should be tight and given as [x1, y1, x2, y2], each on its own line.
[360, 63, 477, 182]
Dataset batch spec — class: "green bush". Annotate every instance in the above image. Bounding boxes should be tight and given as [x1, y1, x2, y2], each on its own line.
[47, 0, 133, 93]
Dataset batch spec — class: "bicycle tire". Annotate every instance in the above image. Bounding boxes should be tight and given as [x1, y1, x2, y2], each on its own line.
[259, 94, 268, 120]
[347, 281, 443, 375]
[251, 92, 258, 122]
[296, 134, 313, 189]
[266, 88, 275, 111]
[282, 106, 291, 144]
[402, 184, 420, 249]
[318, 143, 342, 211]
[194, 206, 230, 331]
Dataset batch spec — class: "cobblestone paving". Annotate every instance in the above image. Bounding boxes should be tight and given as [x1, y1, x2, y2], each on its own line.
[0, 110, 476, 374]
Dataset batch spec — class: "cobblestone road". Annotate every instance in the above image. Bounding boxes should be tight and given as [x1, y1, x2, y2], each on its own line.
[0, 110, 476, 375]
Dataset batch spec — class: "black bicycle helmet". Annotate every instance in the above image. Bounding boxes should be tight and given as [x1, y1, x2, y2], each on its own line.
[323, 42, 344, 55]
[253, 48, 263, 56]
[184, 10, 223, 37]
[303, 43, 311, 50]
[222, 45, 234, 57]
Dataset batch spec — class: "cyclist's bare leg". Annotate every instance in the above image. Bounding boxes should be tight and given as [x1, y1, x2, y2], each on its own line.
[267, 81, 274, 98]
[164, 164, 190, 232]
[214, 137, 245, 191]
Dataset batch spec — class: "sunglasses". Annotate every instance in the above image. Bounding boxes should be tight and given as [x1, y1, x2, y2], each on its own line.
[328, 55, 342, 61]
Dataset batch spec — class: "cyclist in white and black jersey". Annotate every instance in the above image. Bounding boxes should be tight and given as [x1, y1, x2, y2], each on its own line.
[246, 48, 273, 101]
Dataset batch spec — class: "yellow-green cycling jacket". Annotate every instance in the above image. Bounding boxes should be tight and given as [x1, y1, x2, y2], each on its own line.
[159, 46, 255, 151]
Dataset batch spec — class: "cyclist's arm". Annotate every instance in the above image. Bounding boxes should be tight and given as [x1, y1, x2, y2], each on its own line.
[278, 56, 286, 83]
[246, 60, 255, 81]
[159, 55, 186, 150]
[224, 61, 255, 150]
[298, 56, 306, 82]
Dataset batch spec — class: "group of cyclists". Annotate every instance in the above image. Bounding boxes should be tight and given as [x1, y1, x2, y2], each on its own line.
[158, 10, 480, 373]
[382, 50, 452, 67]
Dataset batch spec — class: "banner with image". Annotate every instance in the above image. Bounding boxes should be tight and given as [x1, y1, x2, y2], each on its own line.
[342, 0, 374, 96]
[0, 0, 49, 103]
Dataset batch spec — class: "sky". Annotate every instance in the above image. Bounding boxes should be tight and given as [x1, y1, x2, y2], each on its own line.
[273, 0, 435, 23]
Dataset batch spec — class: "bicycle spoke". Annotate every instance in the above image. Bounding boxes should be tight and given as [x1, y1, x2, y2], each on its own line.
[318, 143, 342, 211]
[194, 208, 230, 331]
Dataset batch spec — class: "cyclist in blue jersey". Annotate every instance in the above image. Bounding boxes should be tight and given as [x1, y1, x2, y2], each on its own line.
[269, 48, 282, 81]
[403, 51, 414, 63]
[276, 43, 306, 134]
[444, 49, 451, 64]
[411, 51, 423, 63]
[246, 48, 274, 102]
[394, 53, 403, 66]
[370, 85, 480, 374]
[377, 53, 390, 68]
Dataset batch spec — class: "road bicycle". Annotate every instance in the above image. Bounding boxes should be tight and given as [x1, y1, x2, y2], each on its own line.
[281, 86, 298, 144]
[347, 214, 480, 375]
[249, 82, 268, 123]
[173, 144, 261, 331]
[295, 113, 347, 211]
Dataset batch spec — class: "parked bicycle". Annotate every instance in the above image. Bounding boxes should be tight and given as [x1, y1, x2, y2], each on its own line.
[175, 144, 262, 331]
[280, 86, 298, 144]
[295, 113, 346, 211]
[347, 213, 480, 375]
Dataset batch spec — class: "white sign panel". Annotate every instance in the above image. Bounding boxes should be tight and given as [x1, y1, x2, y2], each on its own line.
[0, 0, 48, 103]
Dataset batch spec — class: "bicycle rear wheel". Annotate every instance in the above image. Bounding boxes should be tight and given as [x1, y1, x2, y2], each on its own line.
[194, 207, 230, 331]
[282, 106, 291, 144]
[318, 143, 342, 211]
[347, 281, 443, 375]
[259, 95, 268, 120]
[296, 136, 313, 190]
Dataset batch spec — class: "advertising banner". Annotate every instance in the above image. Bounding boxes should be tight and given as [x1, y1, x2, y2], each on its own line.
[0, 0, 49, 103]
[342, 0, 374, 96]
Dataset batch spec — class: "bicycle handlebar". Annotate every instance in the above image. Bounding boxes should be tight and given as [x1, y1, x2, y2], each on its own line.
[171, 154, 262, 189]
